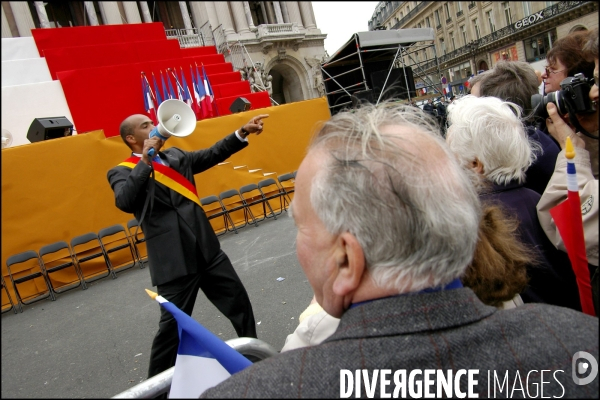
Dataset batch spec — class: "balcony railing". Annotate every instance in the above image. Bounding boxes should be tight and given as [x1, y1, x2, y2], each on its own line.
[468, 3, 476, 10]
[421, 1, 592, 71]
[436, 24, 442, 30]
[446, 18, 453, 24]
[457, 10, 464, 17]
[390, 1, 433, 30]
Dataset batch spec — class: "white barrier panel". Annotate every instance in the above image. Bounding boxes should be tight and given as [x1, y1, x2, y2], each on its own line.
[2, 58, 52, 87]
[1, 37, 40, 61]
[1, 81, 75, 148]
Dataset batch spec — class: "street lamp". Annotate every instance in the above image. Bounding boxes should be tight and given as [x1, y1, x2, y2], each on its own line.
[467, 40, 479, 76]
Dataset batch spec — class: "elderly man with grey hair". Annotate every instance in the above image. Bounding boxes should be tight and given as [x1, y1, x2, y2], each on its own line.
[446, 95, 580, 311]
[202, 104, 598, 398]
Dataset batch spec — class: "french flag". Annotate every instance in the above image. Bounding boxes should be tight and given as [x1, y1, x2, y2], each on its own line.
[549, 137, 595, 316]
[190, 65, 202, 118]
[146, 289, 252, 397]
[142, 76, 157, 125]
[201, 65, 215, 118]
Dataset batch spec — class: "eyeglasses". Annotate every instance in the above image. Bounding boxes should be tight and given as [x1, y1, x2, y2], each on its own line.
[544, 66, 565, 76]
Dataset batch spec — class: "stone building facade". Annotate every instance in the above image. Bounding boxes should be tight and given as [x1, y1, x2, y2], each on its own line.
[368, 1, 598, 96]
[1, 1, 328, 104]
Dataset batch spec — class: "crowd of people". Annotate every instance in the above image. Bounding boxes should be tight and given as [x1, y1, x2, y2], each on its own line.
[108, 28, 598, 398]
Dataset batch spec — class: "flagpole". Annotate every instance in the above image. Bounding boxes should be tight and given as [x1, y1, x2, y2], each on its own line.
[167, 67, 186, 94]
[141, 72, 157, 106]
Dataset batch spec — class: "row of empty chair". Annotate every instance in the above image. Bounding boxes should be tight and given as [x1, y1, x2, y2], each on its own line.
[2, 173, 296, 315]
[202, 173, 296, 235]
[2, 220, 147, 314]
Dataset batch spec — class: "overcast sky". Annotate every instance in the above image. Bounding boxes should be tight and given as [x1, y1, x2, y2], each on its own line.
[312, 2, 379, 56]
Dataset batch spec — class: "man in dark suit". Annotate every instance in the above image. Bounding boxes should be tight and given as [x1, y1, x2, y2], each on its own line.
[202, 105, 598, 398]
[107, 113, 267, 379]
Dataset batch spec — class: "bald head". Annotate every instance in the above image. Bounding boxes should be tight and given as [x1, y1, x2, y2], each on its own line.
[119, 114, 154, 150]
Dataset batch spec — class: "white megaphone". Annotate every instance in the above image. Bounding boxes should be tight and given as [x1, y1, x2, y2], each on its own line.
[148, 99, 196, 157]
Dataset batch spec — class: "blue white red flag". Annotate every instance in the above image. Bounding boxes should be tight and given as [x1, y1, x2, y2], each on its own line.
[180, 67, 194, 110]
[166, 70, 177, 100]
[549, 137, 595, 316]
[160, 70, 172, 100]
[201, 65, 215, 118]
[190, 65, 202, 118]
[145, 289, 252, 398]
[142, 75, 158, 125]
[152, 72, 163, 107]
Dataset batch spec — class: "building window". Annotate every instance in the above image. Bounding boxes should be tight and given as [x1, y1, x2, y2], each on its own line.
[545, 1, 555, 7]
[524, 30, 557, 62]
[450, 31, 456, 51]
[435, 9, 441, 26]
[440, 38, 446, 55]
[503, 2, 512, 25]
[486, 10, 495, 32]
[523, 2, 532, 17]
[473, 18, 480, 39]
[444, 3, 451, 20]
[457, 2, 463, 12]
[418, 23, 422, 28]
[400, 11, 404, 19]
[461, 25, 468, 45]
[426, 16, 431, 27]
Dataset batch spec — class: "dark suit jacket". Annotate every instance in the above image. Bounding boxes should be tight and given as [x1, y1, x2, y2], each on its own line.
[202, 288, 598, 398]
[107, 133, 247, 286]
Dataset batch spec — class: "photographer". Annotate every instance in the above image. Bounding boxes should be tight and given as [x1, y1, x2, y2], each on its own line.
[537, 28, 598, 314]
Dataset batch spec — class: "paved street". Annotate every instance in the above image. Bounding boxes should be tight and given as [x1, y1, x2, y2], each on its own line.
[1, 213, 313, 398]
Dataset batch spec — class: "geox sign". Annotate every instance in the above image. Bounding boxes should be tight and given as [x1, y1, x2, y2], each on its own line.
[514, 11, 544, 30]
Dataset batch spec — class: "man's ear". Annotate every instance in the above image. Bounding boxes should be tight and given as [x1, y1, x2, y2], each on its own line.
[125, 135, 136, 146]
[332, 232, 366, 297]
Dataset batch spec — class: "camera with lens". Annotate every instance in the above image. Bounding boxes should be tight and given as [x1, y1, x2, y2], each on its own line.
[531, 73, 595, 120]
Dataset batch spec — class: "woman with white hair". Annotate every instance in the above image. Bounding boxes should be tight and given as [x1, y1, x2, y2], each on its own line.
[446, 95, 581, 311]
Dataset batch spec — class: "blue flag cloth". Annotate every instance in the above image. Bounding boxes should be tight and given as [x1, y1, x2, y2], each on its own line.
[151, 292, 252, 397]
[152, 73, 163, 106]
[160, 71, 171, 100]
[166, 71, 176, 100]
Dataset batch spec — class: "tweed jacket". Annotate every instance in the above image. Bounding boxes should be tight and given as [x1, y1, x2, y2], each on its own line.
[202, 288, 598, 398]
[107, 133, 247, 286]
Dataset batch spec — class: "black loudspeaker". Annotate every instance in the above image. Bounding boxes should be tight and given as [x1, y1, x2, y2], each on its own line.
[351, 89, 375, 107]
[229, 97, 252, 113]
[27, 117, 74, 143]
[370, 67, 416, 101]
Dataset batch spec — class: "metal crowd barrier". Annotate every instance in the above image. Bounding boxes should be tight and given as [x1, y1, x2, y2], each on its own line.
[112, 337, 279, 398]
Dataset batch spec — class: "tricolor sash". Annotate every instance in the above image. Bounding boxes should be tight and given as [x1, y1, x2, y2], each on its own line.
[119, 156, 201, 207]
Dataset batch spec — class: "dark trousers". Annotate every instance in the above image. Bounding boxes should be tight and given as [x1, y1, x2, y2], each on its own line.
[147, 249, 257, 378]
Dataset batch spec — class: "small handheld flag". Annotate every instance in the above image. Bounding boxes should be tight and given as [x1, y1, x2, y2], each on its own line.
[160, 70, 171, 100]
[145, 289, 252, 397]
[549, 137, 595, 316]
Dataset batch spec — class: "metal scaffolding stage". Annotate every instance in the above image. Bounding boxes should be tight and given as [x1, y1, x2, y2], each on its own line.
[320, 28, 443, 115]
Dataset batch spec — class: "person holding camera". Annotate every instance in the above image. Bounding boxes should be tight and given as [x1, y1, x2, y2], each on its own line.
[537, 28, 598, 314]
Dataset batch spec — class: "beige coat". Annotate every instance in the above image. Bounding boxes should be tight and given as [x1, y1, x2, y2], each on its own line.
[537, 148, 599, 267]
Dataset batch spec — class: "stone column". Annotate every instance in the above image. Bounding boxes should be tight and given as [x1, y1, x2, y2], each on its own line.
[84, 2, 99, 25]
[8, 2, 35, 35]
[273, 2, 284, 24]
[298, 2, 316, 30]
[122, 2, 142, 24]
[242, 1, 256, 30]
[139, 1, 153, 23]
[264, 1, 275, 24]
[214, 1, 236, 37]
[98, 2, 122, 25]
[189, 2, 209, 30]
[33, 2, 50, 28]
[2, 6, 13, 38]
[205, 2, 220, 33]
[179, 1, 193, 30]
[280, 2, 290, 23]
[231, 2, 253, 38]
[285, 2, 304, 30]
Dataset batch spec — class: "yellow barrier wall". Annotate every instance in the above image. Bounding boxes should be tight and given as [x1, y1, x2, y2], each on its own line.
[1, 97, 331, 301]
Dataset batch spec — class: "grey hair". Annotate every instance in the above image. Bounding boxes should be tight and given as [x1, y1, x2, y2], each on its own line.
[446, 95, 540, 186]
[307, 103, 481, 293]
